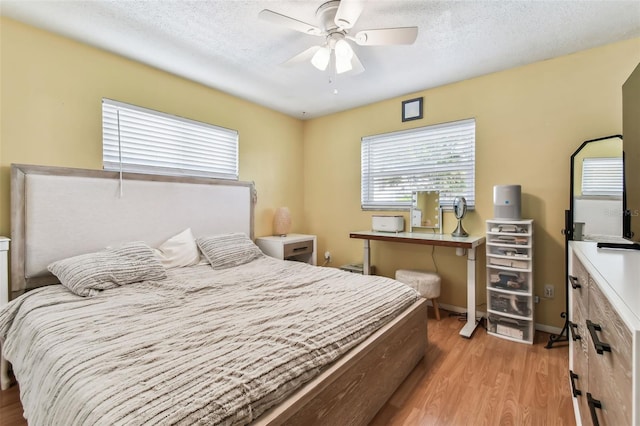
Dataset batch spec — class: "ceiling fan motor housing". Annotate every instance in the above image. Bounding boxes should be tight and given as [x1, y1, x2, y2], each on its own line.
[316, 1, 342, 32]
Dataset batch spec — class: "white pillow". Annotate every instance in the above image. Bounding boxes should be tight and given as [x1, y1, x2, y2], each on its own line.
[153, 228, 201, 268]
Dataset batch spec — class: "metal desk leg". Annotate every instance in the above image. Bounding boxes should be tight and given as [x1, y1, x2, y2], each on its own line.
[363, 240, 371, 275]
[459, 247, 478, 338]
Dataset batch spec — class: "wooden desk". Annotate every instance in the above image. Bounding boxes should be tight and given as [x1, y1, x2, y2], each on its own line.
[350, 231, 486, 338]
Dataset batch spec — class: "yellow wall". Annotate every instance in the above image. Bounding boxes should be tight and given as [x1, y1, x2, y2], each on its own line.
[0, 17, 304, 238]
[2, 16, 639, 328]
[304, 38, 640, 328]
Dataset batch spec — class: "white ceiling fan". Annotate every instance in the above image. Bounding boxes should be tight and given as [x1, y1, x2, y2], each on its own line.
[258, 0, 418, 75]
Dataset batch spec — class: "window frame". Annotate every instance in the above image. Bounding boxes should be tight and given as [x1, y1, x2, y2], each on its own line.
[102, 98, 239, 180]
[361, 118, 476, 211]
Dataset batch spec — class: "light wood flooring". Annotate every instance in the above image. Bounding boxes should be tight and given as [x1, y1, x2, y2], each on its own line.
[371, 312, 575, 425]
[0, 310, 575, 425]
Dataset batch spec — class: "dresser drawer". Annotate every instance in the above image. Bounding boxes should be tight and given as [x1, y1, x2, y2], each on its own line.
[570, 252, 589, 312]
[587, 279, 633, 426]
[570, 299, 590, 422]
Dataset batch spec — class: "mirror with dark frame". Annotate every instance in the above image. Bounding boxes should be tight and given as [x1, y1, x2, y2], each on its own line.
[546, 134, 623, 349]
[570, 135, 624, 243]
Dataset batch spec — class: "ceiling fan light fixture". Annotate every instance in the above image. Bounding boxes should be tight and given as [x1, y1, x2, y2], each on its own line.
[334, 39, 353, 60]
[311, 46, 331, 71]
[334, 39, 353, 74]
[335, 55, 352, 74]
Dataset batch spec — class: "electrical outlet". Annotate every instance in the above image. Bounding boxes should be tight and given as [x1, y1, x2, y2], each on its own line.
[534, 295, 540, 304]
[544, 284, 554, 298]
[324, 251, 331, 262]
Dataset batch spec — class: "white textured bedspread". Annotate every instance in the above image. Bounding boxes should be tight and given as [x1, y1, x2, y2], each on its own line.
[0, 257, 418, 426]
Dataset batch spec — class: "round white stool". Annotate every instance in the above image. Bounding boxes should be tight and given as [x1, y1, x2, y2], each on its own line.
[395, 269, 442, 320]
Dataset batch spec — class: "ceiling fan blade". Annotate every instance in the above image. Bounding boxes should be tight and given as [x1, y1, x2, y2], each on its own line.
[282, 45, 322, 66]
[352, 27, 418, 46]
[334, 0, 364, 30]
[258, 9, 323, 36]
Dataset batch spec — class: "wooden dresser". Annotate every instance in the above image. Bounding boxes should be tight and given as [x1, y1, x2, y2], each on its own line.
[568, 241, 639, 425]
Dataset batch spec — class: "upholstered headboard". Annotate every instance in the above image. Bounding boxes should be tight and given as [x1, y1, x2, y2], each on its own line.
[10, 164, 255, 295]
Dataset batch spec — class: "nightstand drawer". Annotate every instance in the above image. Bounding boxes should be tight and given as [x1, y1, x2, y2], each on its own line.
[255, 234, 317, 265]
[284, 240, 313, 258]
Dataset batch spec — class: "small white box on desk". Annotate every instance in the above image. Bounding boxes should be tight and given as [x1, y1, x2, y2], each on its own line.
[372, 215, 404, 232]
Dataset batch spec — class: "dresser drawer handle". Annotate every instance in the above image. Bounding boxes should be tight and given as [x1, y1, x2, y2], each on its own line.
[587, 393, 602, 426]
[569, 275, 581, 289]
[586, 320, 612, 354]
[569, 370, 582, 397]
[568, 321, 581, 341]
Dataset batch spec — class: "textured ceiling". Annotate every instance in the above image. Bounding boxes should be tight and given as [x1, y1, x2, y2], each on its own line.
[2, 0, 639, 119]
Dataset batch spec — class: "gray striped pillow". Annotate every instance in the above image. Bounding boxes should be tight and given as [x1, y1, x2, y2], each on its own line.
[196, 233, 263, 270]
[48, 242, 167, 297]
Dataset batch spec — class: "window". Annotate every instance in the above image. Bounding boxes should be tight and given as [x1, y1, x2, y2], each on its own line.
[361, 118, 475, 210]
[581, 157, 623, 197]
[102, 98, 238, 180]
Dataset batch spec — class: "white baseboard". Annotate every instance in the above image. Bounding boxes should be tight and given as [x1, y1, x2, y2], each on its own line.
[435, 302, 468, 315]
[431, 301, 563, 336]
[534, 322, 563, 335]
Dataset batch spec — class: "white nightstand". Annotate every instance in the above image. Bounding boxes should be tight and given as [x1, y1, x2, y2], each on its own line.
[255, 234, 317, 265]
[1, 236, 10, 391]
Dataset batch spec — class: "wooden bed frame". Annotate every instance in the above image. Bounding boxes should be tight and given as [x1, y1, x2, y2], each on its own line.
[257, 298, 427, 425]
[3, 163, 428, 424]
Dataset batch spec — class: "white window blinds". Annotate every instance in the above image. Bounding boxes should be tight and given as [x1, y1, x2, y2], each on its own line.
[581, 157, 623, 197]
[102, 98, 238, 180]
[361, 118, 475, 210]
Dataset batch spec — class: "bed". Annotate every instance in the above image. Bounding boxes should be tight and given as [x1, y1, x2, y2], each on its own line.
[0, 164, 428, 425]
